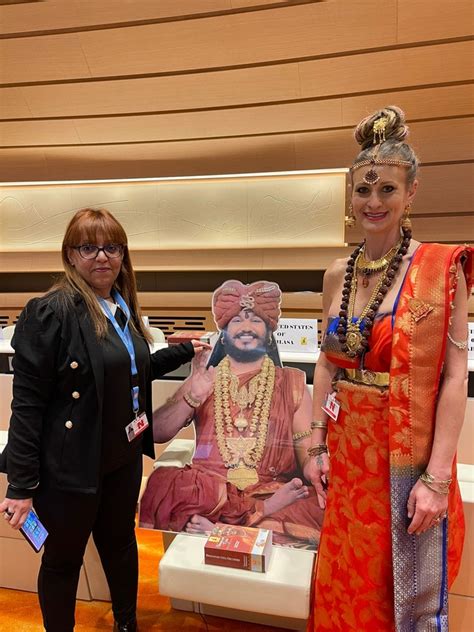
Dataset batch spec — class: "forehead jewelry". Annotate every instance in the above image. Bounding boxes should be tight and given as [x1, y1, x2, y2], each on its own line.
[350, 115, 410, 185]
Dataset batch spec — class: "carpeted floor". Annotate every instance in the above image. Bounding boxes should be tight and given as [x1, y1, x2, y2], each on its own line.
[0, 528, 288, 631]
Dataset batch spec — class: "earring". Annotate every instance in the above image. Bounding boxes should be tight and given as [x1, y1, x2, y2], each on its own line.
[345, 203, 356, 228]
[401, 203, 412, 230]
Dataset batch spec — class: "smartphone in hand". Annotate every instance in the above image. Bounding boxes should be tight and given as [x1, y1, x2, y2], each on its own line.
[20, 509, 48, 552]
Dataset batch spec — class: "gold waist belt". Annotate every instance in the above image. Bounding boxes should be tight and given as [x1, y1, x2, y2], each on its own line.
[343, 368, 390, 387]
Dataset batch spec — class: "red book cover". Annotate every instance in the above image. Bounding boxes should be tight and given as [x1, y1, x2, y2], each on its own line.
[167, 330, 218, 346]
[204, 523, 272, 572]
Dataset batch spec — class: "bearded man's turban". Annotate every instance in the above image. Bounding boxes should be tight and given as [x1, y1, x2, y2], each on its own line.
[212, 280, 282, 331]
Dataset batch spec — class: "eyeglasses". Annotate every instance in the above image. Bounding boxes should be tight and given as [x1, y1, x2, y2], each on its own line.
[73, 244, 124, 260]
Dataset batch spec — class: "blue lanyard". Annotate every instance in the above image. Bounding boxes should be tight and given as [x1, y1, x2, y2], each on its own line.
[99, 291, 140, 415]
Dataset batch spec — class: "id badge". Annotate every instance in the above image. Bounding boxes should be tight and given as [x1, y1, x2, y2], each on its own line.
[322, 392, 340, 422]
[125, 412, 149, 442]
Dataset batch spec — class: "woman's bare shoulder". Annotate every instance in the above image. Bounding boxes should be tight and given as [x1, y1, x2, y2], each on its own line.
[323, 258, 347, 288]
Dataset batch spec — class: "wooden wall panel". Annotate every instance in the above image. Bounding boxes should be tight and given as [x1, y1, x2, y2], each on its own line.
[77, 2, 398, 79]
[0, 0, 295, 35]
[0, 88, 30, 118]
[3, 42, 470, 119]
[1, 118, 473, 181]
[0, 34, 91, 85]
[13, 63, 302, 117]
[0, 1, 230, 34]
[413, 165, 474, 215]
[300, 42, 473, 101]
[397, 0, 474, 42]
[2, 85, 472, 148]
[0, 1, 400, 84]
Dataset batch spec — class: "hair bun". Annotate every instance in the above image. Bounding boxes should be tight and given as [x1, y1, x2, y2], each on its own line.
[354, 105, 409, 149]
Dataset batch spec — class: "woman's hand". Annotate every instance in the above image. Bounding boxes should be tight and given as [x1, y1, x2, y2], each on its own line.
[303, 453, 330, 509]
[406, 479, 448, 535]
[184, 349, 215, 404]
[0, 497, 33, 530]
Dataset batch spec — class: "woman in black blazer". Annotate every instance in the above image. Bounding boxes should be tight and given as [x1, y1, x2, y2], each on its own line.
[0, 208, 206, 632]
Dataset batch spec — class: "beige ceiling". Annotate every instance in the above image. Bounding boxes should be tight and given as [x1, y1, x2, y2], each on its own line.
[0, 0, 473, 245]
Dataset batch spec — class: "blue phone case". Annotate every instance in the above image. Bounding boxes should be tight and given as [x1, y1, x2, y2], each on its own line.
[20, 509, 48, 552]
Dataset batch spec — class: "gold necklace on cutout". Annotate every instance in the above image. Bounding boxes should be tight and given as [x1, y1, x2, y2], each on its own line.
[214, 356, 275, 490]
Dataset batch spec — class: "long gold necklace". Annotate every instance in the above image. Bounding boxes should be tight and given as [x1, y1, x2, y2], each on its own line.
[356, 239, 402, 287]
[214, 356, 275, 490]
[228, 371, 260, 431]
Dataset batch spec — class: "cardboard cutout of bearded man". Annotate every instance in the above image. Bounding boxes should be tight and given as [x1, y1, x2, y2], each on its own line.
[140, 280, 324, 548]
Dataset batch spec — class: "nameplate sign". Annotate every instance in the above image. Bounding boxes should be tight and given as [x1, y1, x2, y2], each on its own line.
[275, 318, 318, 353]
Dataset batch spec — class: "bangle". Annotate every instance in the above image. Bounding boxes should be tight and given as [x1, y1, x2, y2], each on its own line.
[311, 420, 328, 430]
[419, 470, 451, 495]
[307, 444, 328, 457]
[293, 430, 312, 442]
[183, 391, 202, 409]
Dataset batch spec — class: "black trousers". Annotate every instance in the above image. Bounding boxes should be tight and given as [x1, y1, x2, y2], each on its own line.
[34, 456, 143, 632]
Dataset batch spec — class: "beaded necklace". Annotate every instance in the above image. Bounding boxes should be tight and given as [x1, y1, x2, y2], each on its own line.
[337, 228, 412, 358]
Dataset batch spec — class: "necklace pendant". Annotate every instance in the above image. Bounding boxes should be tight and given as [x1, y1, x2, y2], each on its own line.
[233, 415, 249, 431]
[346, 327, 363, 354]
[362, 275, 369, 288]
[227, 464, 259, 490]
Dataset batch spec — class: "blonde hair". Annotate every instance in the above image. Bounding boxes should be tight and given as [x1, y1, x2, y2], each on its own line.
[52, 207, 152, 343]
[353, 105, 419, 184]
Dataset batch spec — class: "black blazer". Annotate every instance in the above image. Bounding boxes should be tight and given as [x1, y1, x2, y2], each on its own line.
[1, 291, 194, 499]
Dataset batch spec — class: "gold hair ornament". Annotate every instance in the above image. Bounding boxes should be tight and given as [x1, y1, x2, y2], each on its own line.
[372, 116, 390, 144]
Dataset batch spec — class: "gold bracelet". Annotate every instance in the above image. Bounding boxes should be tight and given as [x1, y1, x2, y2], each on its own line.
[307, 444, 328, 457]
[183, 391, 202, 409]
[293, 429, 312, 442]
[311, 420, 328, 430]
[419, 471, 451, 495]
[419, 477, 449, 495]
[422, 470, 452, 485]
[447, 331, 468, 351]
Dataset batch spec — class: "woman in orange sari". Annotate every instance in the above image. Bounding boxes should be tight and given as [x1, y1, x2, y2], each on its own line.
[306, 106, 472, 631]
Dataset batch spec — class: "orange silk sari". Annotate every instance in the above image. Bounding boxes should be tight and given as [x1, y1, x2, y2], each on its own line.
[309, 244, 472, 632]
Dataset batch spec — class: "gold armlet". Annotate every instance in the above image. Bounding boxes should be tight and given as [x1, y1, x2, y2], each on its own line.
[293, 430, 312, 442]
[183, 391, 202, 409]
[311, 420, 328, 430]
